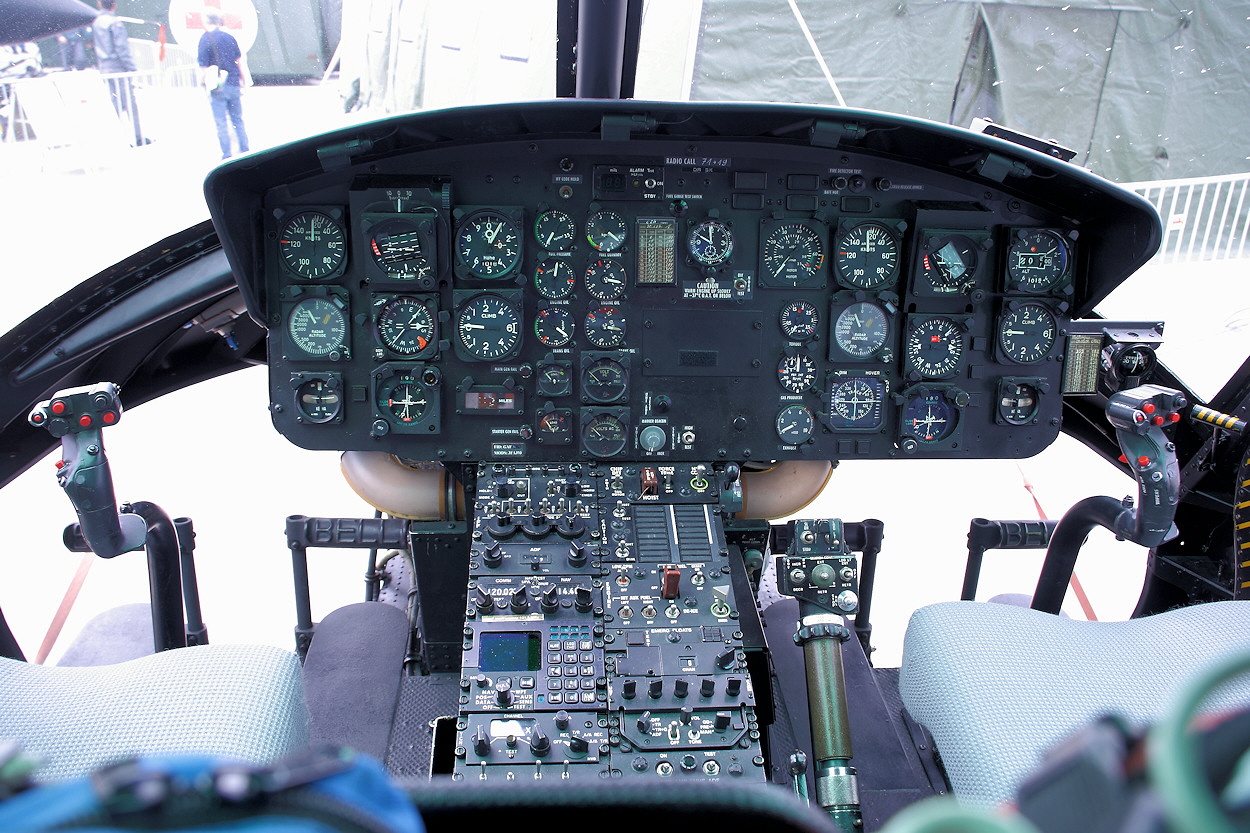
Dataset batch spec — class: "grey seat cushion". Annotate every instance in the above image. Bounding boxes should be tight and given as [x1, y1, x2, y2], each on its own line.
[0, 643, 310, 782]
[900, 600, 1250, 808]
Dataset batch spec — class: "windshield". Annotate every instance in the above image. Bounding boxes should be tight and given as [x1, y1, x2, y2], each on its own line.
[0, 0, 1245, 665]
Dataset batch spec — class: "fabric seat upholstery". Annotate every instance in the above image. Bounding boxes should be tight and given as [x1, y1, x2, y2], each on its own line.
[0, 643, 310, 782]
[899, 600, 1250, 808]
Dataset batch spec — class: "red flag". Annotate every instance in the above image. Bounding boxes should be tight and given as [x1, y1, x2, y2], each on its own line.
[158, 24, 167, 62]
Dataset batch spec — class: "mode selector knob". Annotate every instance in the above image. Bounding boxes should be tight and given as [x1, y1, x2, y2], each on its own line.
[639, 425, 667, 452]
[495, 680, 514, 707]
[540, 585, 560, 613]
[574, 586, 594, 613]
[509, 586, 530, 614]
[529, 726, 551, 757]
[716, 647, 737, 670]
[473, 726, 491, 757]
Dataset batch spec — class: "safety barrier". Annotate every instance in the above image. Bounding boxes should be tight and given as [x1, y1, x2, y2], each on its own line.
[1126, 172, 1250, 263]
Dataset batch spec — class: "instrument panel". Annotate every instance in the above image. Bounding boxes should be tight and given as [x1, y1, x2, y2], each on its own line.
[204, 102, 1160, 464]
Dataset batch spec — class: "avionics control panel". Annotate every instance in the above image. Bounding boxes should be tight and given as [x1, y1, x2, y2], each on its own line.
[453, 462, 765, 782]
[205, 102, 1161, 464]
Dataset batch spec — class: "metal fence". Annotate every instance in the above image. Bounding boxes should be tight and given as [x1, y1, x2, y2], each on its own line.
[1126, 172, 1250, 263]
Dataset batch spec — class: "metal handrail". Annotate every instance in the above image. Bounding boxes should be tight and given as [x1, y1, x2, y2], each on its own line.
[1125, 171, 1250, 263]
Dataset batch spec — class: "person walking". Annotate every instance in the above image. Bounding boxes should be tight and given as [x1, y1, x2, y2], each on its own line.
[94, 0, 147, 145]
[198, 10, 250, 159]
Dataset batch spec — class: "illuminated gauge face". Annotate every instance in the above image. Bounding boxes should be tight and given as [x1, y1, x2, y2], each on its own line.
[777, 353, 817, 393]
[834, 222, 899, 289]
[903, 391, 958, 443]
[919, 234, 980, 290]
[582, 412, 627, 457]
[456, 210, 521, 278]
[534, 258, 576, 299]
[779, 299, 820, 341]
[294, 377, 341, 423]
[278, 210, 346, 280]
[287, 296, 348, 357]
[998, 382, 1040, 425]
[584, 258, 628, 301]
[368, 218, 431, 280]
[905, 316, 963, 378]
[582, 358, 628, 403]
[1008, 229, 1070, 292]
[776, 404, 814, 444]
[829, 377, 886, 431]
[456, 294, 521, 360]
[584, 306, 626, 349]
[762, 222, 825, 286]
[997, 303, 1057, 364]
[834, 301, 890, 358]
[533, 306, 575, 347]
[534, 209, 576, 252]
[688, 219, 734, 266]
[586, 210, 628, 252]
[377, 296, 435, 355]
[377, 374, 428, 424]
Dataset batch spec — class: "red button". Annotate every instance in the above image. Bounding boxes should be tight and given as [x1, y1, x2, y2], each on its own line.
[78, 415, 92, 427]
[54, 460, 65, 470]
[50, 400, 66, 414]
[1142, 403, 1156, 414]
[102, 411, 117, 425]
[1137, 455, 1151, 467]
[31, 413, 43, 423]
[1169, 413, 1181, 423]
[1152, 415, 1165, 425]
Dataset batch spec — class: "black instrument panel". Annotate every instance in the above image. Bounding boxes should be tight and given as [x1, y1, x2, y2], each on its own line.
[205, 102, 1160, 464]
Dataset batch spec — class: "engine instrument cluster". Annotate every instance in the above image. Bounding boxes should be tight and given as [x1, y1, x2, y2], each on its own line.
[205, 102, 1160, 465]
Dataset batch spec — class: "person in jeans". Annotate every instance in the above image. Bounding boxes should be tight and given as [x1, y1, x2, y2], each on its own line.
[197, 9, 249, 159]
[94, 0, 147, 145]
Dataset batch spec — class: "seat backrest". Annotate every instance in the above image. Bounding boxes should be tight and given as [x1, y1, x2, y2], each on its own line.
[899, 600, 1250, 808]
[0, 643, 310, 782]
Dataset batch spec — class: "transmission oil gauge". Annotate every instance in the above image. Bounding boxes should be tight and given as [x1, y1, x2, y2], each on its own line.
[376, 296, 435, 356]
[278, 210, 346, 280]
[585, 306, 626, 349]
[534, 306, 574, 348]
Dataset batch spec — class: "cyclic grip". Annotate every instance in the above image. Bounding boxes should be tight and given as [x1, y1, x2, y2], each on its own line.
[1105, 384, 1187, 548]
[29, 382, 146, 559]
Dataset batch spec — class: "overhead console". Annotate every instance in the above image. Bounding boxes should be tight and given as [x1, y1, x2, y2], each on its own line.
[205, 102, 1161, 464]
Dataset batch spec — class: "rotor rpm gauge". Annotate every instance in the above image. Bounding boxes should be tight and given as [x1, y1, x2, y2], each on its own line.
[829, 376, 886, 431]
[368, 218, 431, 280]
[834, 301, 890, 359]
[278, 210, 346, 280]
[582, 411, 627, 457]
[777, 353, 817, 393]
[456, 210, 522, 279]
[997, 303, 1057, 364]
[455, 294, 521, 360]
[287, 296, 348, 358]
[903, 391, 959, 444]
[779, 300, 820, 341]
[1007, 229, 1071, 292]
[586, 210, 628, 252]
[294, 376, 342, 423]
[584, 306, 626, 349]
[534, 209, 576, 252]
[834, 222, 899, 289]
[584, 258, 628, 301]
[761, 222, 825, 286]
[776, 404, 815, 444]
[376, 296, 435, 356]
[688, 219, 734, 266]
[905, 316, 964, 379]
[533, 306, 574, 348]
